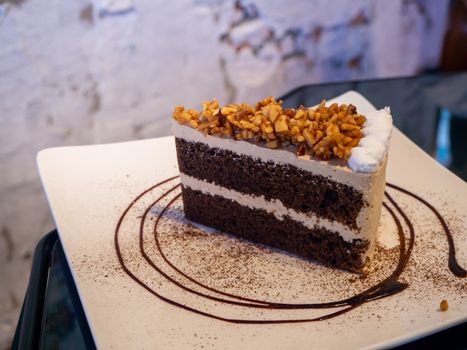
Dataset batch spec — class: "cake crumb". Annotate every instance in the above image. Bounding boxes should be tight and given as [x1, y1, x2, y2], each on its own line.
[439, 299, 448, 311]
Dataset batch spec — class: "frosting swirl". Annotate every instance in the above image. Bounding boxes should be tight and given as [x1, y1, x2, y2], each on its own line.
[348, 107, 392, 173]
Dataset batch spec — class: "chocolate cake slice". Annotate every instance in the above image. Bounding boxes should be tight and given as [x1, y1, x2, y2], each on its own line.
[172, 96, 392, 271]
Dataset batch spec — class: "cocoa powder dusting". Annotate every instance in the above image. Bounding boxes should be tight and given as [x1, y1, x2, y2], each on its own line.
[104, 176, 466, 325]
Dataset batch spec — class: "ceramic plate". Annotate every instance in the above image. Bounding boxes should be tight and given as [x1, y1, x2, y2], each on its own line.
[37, 91, 467, 349]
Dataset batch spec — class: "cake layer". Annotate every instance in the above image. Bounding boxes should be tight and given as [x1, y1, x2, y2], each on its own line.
[176, 137, 365, 229]
[181, 186, 370, 271]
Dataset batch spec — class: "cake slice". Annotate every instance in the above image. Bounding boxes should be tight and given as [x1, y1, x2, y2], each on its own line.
[172, 95, 392, 271]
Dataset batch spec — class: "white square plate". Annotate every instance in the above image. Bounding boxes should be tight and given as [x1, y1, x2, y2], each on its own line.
[37, 91, 467, 349]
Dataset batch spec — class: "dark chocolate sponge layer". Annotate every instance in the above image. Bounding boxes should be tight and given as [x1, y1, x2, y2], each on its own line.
[182, 186, 369, 271]
[176, 138, 365, 229]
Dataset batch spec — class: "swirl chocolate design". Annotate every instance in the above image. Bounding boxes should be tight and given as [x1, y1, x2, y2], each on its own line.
[114, 176, 466, 324]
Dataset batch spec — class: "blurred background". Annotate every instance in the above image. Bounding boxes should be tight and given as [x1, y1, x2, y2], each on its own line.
[0, 0, 466, 347]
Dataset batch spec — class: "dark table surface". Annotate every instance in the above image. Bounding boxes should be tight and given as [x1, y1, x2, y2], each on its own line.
[13, 231, 95, 350]
[13, 73, 467, 349]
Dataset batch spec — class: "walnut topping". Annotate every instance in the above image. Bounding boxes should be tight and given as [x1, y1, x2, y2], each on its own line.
[172, 97, 366, 160]
[439, 299, 449, 311]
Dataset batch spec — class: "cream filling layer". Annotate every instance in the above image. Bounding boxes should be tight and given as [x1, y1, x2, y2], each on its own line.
[180, 173, 365, 243]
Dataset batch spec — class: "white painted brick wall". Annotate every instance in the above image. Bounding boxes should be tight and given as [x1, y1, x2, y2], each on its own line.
[0, 0, 448, 346]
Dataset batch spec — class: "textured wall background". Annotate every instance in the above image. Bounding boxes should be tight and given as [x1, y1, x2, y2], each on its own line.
[0, 0, 449, 347]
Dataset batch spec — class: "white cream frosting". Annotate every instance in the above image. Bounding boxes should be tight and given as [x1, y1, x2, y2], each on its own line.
[348, 107, 393, 173]
[180, 173, 364, 242]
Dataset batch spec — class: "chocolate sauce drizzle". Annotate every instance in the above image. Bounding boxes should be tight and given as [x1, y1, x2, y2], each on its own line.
[114, 177, 466, 324]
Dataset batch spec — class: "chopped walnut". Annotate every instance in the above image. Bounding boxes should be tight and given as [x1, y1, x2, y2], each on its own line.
[172, 97, 366, 160]
[439, 299, 449, 311]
